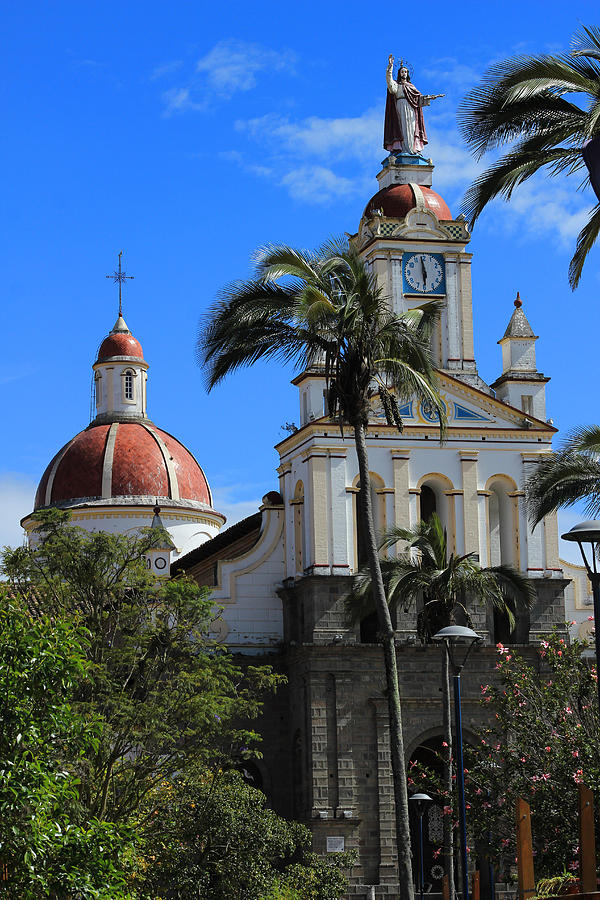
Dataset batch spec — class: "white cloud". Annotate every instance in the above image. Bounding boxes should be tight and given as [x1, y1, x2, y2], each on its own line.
[196, 40, 296, 94]
[422, 58, 481, 91]
[161, 87, 207, 116]
[237, 105, 479, 205]
[280, 166, 368, 204]
[160, 40, 296, 116]
[241, 107, 382, 163]
[476, 175, 592, 249]
[0, 474, 35, 550]
[150, 60, 183, 81]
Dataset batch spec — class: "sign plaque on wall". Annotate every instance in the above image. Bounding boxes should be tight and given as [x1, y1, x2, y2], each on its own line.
[326, 836, 345, 853]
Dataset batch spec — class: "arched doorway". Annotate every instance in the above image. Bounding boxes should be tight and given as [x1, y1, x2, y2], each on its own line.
[408, 737, 446, 893]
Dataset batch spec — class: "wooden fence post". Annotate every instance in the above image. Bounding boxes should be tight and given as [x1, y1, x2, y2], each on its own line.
[579, 783, 597, 893]
[472, 870, 481, 900]
[516, 798, 535, 900]
[442, 874, 450, 900]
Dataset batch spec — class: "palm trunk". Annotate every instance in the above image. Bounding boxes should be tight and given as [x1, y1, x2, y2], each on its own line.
[354, 420, 414, 900]
[442, 648, 456, 900]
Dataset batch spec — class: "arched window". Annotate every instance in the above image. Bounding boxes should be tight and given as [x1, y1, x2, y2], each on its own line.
[94, 372, 102, 406]
[486, 476, 518, 568]
[417, 474, 456, 551]
[292, 481, 305, 575]
[486, 475, 523, 643]
[420, 485, 437, 523]
[360, 611, 380, 644]
[123, 369, 134, 401]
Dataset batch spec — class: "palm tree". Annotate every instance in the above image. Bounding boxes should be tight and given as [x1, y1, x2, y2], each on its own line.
[346, 513, 534, 900]
[458, 24, 600, 288]
[527, 424, 600, 525]
[198, 238, 446, 900]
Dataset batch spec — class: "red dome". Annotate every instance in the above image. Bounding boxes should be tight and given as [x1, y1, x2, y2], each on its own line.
[35, 422, 211, 509]
[364, 184, 451, 221]
[97, 331, 144, 361]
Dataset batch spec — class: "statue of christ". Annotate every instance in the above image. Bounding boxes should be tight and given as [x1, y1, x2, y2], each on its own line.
[384, 55, 444, 155]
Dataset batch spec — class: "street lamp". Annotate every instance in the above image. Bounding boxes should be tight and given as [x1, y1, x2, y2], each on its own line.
[433, 625, 483, 900]
[409, 792, 434, 900]
[561, 520, 600, 713]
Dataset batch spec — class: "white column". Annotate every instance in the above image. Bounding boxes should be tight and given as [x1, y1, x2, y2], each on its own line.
[408, 488, 419, 528]
[445, 254, 461, 369]
[477, 492, 489, 566]
[391, 257, 405, 315]
[521, 455, 544, 576]
[329, 450, 350, 575]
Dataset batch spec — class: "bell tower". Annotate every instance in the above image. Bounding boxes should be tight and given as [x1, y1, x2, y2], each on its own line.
[353, 154, 487, 392]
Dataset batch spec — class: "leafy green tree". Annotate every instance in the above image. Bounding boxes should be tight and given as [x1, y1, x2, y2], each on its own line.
[466, 633, 600, 879]
[2, 509, 283, 827]
[346, 513, 534, 899]
[459, 24, 600, 288]
[136, 769, 355, 900]
[0, 593, 135, 899]
[199, 239, 445, 900]
[527, 424, 600, 524]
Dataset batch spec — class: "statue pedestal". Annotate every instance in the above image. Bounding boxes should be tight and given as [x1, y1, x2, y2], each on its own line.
[377, 153, 434, 189]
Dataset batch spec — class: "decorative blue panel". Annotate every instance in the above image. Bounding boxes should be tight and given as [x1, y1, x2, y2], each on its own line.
[453, 403, 491, 422]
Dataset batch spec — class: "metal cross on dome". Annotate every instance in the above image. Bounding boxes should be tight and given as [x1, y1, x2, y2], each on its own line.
[106, 251, 134, 317]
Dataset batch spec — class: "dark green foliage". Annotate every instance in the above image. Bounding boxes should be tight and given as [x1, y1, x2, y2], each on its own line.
[459, 25, 600, 288]
[0, 595, 135, 898]
[2, 509, 283, 825]
[136, 770, 355, 900]
[199, 238, 445, 432]
[346, 513, 534, 634]
[527, 424, 600, 524]
[466, 633, 600, 878]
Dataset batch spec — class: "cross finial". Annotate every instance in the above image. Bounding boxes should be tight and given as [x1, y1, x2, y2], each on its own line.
[106, 251, 134, 317]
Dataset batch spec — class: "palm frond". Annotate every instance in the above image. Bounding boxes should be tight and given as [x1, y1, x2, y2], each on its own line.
[462, 145, 583, 226]
[571, 25, 600, 60]
[569, 203, 600, 289]
[564, 424, 600, 456]
[527, 451, 600, 524]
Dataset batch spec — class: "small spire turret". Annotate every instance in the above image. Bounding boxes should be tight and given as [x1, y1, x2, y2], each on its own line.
[491, 293, 549, 422]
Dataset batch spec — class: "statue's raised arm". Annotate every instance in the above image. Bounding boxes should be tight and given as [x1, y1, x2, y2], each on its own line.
[384, 55, 444, 155]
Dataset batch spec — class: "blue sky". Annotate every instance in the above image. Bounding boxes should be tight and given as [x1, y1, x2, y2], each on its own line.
[1, 0, 599, 561]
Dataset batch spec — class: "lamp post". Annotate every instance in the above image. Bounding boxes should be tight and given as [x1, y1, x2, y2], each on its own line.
[561, 520, 600, 713]
[433, 625, 483, 900]
[410, 792, 434, 900]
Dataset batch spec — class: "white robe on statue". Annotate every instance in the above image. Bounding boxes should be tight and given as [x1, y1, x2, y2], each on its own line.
[385, 62, 430, 154]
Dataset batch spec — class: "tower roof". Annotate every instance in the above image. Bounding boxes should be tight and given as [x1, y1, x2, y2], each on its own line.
[364, 183, 451, 221]
[501, 293, 537, 340]
[34, 421, 213, 511]
[96, 315, 144, 362]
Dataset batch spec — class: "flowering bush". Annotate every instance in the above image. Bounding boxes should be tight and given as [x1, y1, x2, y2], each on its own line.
[466, 632, 600, 878]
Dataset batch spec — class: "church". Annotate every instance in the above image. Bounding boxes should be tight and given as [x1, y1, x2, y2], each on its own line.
[23, 64, 572, 900]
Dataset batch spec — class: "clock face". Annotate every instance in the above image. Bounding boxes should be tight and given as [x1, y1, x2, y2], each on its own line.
[403, 253, 444, 293]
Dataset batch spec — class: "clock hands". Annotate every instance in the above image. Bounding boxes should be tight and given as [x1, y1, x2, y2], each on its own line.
[420, 255, 428, 292]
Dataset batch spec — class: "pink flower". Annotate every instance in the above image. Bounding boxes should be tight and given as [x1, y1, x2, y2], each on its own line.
[572, 750, 579, 758]
[443, 806, 452, 815]
[588, 615, 594, 621]
[442, 741, 448, 748]
[497, 643, 509, 655]
[565, 706, 573, 715]
[433, 849, 441, 859]
[545, 747, 551, 752]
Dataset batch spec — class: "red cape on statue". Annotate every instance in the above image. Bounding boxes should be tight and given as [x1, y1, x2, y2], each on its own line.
[384, 80, 428, 153]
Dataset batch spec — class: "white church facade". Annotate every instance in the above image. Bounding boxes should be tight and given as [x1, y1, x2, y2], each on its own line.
[24, 102, 575, 900]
